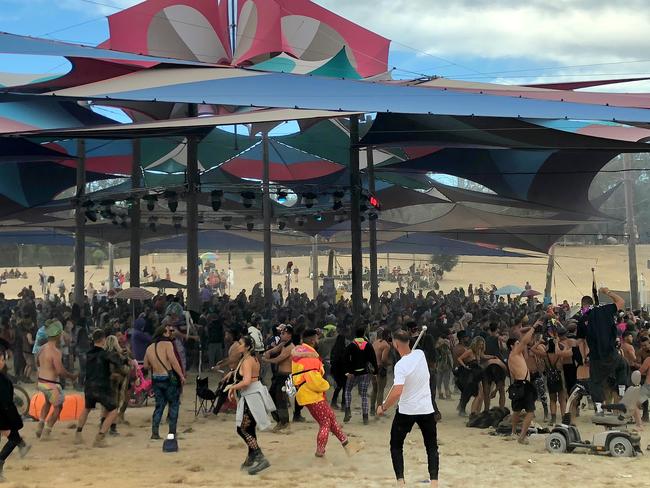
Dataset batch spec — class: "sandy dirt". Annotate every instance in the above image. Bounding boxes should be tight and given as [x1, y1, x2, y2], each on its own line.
[2, 244, 649, 305]
[2, 377, 647, 488]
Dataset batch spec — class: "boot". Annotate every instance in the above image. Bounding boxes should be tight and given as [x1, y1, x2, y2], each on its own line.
[93, 433, 108, 448]
[343, 408, 351, 423]
[247, 450, 270, 475]
[240, 452, 255, 470]
[109, 424, 119, 436]
[363, 414, 369, 425]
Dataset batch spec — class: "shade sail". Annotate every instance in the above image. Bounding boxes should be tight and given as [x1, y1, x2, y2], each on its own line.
[0, 32, 211, 66]
[0, 138, 71, 162]
[37, 67, 650, 123]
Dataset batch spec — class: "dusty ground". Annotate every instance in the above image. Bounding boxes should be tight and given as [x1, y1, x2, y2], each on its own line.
[2, 375, 647, 488]
[2, 244, 649, 305]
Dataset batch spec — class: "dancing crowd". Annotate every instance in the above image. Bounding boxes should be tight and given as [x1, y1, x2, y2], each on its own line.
[1, 274, 650, 485]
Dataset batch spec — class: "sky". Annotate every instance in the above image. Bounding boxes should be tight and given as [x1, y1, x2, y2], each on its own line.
[3, 0, 650, 92]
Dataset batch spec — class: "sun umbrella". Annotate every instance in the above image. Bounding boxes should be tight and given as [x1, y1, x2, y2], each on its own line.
[521, 289, 541, 298]
[116, 287, 154, 300]
[495, 285, 525, 296]
[200, 252, 218, 262]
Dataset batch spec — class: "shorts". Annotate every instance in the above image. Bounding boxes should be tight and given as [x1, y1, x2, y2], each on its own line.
[84, 389, 117, 411]
[37, 381, 65, 407]
[510, 380, 536, 413]
[484, 363, 506, 385]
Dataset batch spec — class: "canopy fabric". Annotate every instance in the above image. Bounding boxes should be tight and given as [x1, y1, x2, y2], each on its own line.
[37, 67, 650, 123]
[0, 138, 71, 162]
[106, 0, 232, 65]
[219, 139, 344, 182]
[0, 31, 210, 66]
[250, 48, 362, 79]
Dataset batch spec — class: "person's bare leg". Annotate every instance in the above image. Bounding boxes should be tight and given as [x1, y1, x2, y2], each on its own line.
[482, 380, 491, 411]
[100, 409, 118, 434]
[511, 411, 520, 437]
[41, 405, 62, 440]
[498, 383, 506, 409]
[518, 412, 535, 444]
[430, 480, 438, 488]
[36, 401, 51, 438]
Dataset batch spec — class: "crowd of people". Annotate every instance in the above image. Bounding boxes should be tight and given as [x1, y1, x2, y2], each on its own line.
[1, 272, 649, 485]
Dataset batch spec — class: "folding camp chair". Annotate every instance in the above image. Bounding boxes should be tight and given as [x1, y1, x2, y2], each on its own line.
[195, 376, 217, 416]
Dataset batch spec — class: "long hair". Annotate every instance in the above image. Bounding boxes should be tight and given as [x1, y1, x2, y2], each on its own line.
[470, 336, 486, 357]
[242, 335, 256, 356]
[105, 335, 122, 354]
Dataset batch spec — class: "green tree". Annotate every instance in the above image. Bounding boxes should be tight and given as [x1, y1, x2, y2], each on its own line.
[92, 249, 107, 268]
[431, 254, 458, 278]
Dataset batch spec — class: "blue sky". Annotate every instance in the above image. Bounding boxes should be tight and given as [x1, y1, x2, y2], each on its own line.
[3, 0, 650, 91]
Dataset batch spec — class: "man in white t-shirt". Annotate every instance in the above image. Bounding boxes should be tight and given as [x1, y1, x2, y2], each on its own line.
[377, 329, 438, 488]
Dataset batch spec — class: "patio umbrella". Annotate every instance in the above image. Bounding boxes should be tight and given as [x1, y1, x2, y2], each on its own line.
[141, 279, 187, 290]
[521, 289, 541, 298]
[495, 285, 525, 296]
[200, 252, 218, 262]
[116, 287, 155, 300]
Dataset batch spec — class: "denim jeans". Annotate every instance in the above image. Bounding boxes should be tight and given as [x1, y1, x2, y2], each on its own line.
[152, 376, 180, 435]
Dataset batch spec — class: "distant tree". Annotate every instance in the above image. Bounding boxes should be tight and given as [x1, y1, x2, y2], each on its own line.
[244, 255, 254, 268]
[92, 249, 107, 268]
[430, 254, 458, 279]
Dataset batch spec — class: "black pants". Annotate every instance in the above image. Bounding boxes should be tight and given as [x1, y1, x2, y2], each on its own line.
[590, 354, 628, 404]
[0, 430, 24, 461]
[390, 410, 439, 481]
[331, 371, 347, 405]
[269, 373, 289, 424]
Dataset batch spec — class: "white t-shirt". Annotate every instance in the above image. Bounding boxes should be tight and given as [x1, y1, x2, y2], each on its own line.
[393, 349, 434, 415]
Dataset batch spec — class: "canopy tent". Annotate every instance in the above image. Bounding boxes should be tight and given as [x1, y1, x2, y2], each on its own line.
[0, 138, 71, 163]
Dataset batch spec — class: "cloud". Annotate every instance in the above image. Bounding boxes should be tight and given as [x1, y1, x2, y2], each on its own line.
[316, 0, 650, 79]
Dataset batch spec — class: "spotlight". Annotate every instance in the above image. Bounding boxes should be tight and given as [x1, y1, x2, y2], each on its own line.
[222, 216, 232, 230]
[164, 191, 178, 213]
[295, 215, 306, 227]
[313, 212, 324, 222]
[172, 215, 183, 230]
[142, 194, 157, 212]
[302, 192, 317, 209]
[241, 191, 255, 209]
[276, 189, 288, 204]
[278, 217, 287, 231]
[334, 212, 346, 224]
[148, 216, 158, 232]
[211, 190, 223, 212]
[245, 215, 254, 232]
[332, 190, 344, 211]
[369, 194, 381, 210]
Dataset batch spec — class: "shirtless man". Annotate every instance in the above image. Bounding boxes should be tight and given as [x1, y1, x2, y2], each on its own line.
[527, 333, 549, 421]
[144, 325, 185, 440]
[507, 327, 536, 445]
[370, 328, 391, 416]
[35, 320, 76, 440]
[261, 325, 295, 431]
[621, 331, 640, 370]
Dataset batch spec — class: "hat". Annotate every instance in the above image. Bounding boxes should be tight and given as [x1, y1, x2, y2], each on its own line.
[45, 319, 63, 338]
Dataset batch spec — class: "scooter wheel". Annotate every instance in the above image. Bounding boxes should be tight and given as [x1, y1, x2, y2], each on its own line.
[609, 436, 634, 457]
[546, 432, 567, 454]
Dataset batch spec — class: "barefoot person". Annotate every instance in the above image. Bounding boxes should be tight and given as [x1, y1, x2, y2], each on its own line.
[377, 330, 439, 488]
[227, 336, 273, 475]
[75, 330, 123, 447]
[292, 329, 353, 457]
[0, 339, 30, 482]
[507, 326, 536, 444]
[143, 325, 185, 440]
[35, 320, 76, 440]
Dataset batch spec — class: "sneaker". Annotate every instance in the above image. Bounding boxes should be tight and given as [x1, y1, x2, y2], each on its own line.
[18, 443, 31, 459]
[342, 439, 365, 456]
[272, 422, 289, 433]
[343, 409, 351, 423]
[93, 433, 108, 448]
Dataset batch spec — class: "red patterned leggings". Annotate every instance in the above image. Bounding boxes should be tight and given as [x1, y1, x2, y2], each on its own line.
[306, 400, 347, 456]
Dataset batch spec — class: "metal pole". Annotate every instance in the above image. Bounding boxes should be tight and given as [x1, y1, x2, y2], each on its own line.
[543, 244, 555, 305]
[108, 242, 115, 290]
[262, 131, 273, 307]
[312, 234, 319, 298]
[74, 139, 86, 307]
[349, 115, 363, 322]
[130, 139, 142, 288]
[186, 104, 200, 312]
[623, 153, 640, 309]
[366, 147, 379, 310]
